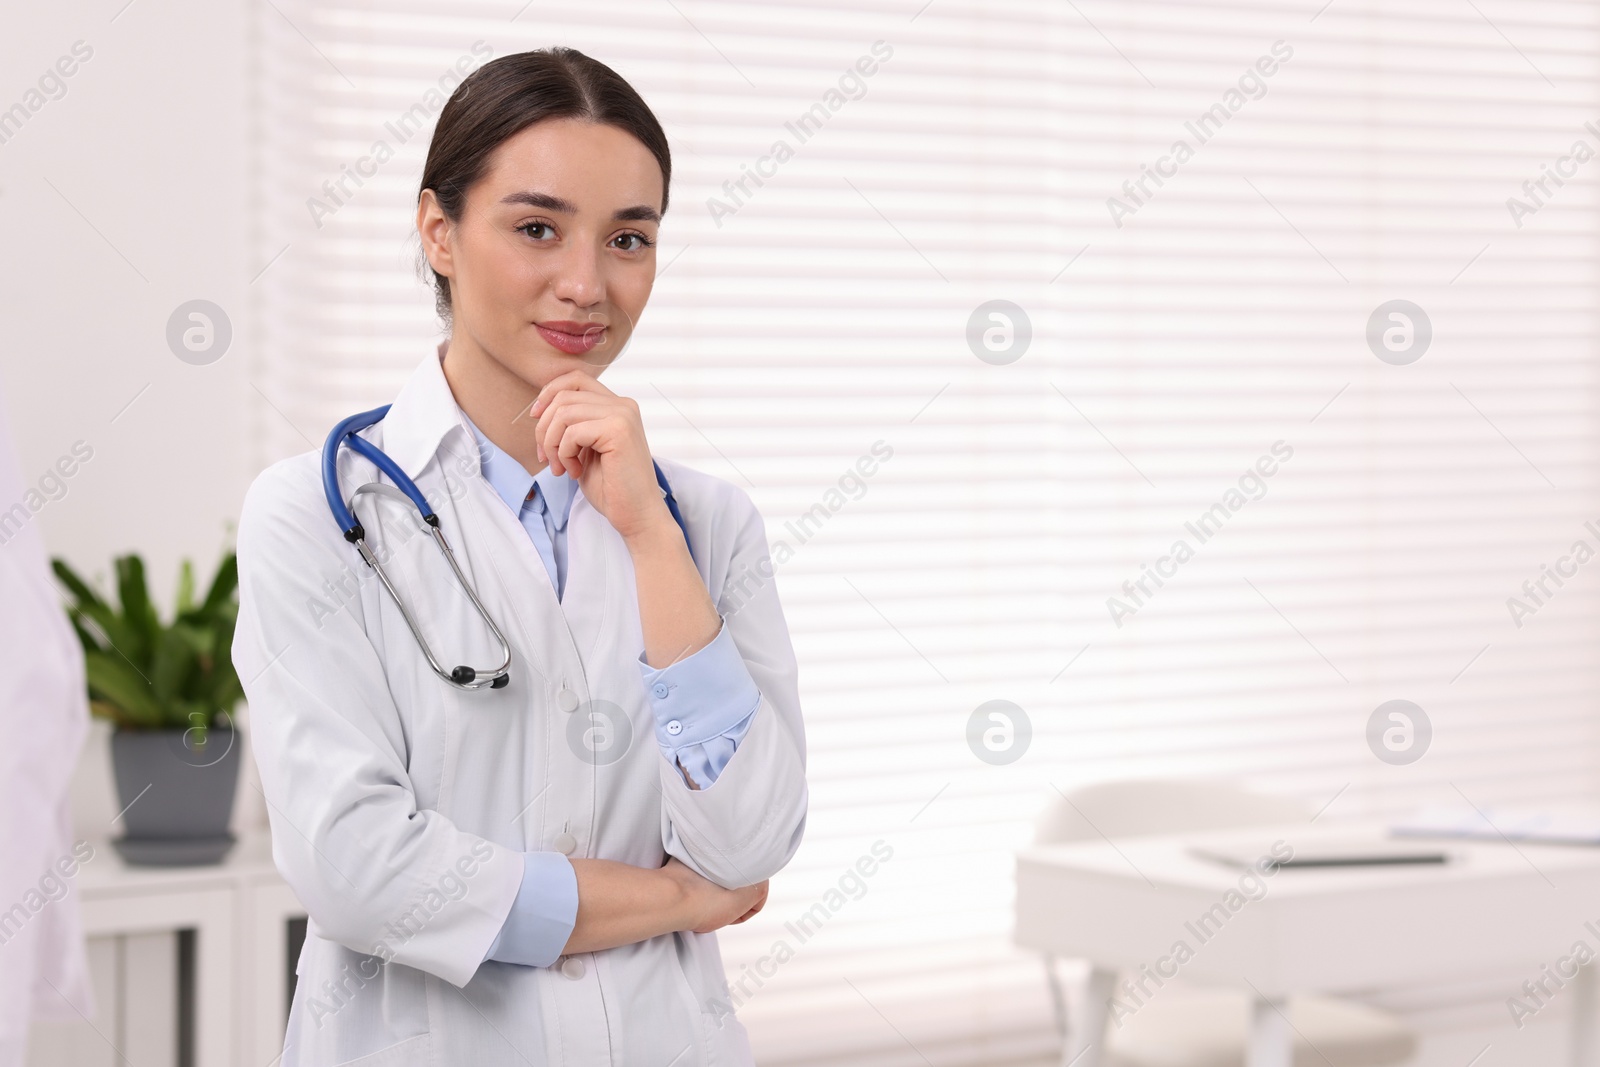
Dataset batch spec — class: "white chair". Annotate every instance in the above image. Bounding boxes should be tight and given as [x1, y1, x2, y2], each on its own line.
[1035, 779, 1418, 1067]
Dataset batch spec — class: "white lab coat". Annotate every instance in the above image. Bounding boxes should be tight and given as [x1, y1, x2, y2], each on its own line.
[233, 348, 807, 1066]
[0, 381, 93, 1065]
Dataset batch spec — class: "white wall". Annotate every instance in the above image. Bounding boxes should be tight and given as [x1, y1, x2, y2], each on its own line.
[4, 20, 270, 1059]
[1, 0, 253, 603]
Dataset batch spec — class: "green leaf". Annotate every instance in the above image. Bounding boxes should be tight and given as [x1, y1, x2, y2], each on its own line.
[209, 616, 244, 713]
[60, 550, 242, 732]
[53, 562, 111, 652]
[88, 698, 135, 729]
[176, 560, 196, 615]
[82, 650, 164, 728]
[150, 628, 196, 709]
[167, 620, 212, 659]
[66, 612, 97, 653]
[114, 555, 159, 662]
[51, 558, 107, 616]
[53, 560, 142, 657]
[75, 607, 145, 667]
[199, 554, 238, 617]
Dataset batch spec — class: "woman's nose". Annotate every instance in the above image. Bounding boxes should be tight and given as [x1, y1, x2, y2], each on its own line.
[549, 241, 605, 307]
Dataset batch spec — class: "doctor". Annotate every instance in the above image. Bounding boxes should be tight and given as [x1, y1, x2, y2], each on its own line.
[0, 376, 93, 1066]
[233, 46, 807, 1066]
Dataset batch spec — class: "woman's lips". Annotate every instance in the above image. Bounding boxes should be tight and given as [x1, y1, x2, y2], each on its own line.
[536, 322, 606, 355]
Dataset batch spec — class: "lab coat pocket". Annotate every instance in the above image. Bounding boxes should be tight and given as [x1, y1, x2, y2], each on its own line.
[672, 929, 756, 1065]
[288, 938, 431, 1067]
[669, 929, 711, 1013]
[330, 1033, 431, 1067]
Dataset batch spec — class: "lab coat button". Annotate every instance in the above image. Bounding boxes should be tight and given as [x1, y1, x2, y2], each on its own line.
[557, 688, 579, 713]
[665, 719, 683, 736]
[651, 683, 669, 700]
[561, 956, 585, 980]
[553, 832, 577, 855]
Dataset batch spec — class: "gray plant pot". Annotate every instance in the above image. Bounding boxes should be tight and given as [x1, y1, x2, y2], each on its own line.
[110, 725, 240, 866]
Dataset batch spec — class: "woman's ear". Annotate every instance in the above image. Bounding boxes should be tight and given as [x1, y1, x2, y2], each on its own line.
[416, 188, 454, 281]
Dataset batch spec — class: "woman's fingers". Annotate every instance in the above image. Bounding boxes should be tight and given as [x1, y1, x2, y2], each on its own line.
[692, 881, 768, 932]
[536, 398, 620, 471]
[531, 369, 615, 417]
[529, 384, 660, 536]
[555, 415, 630, 478]
[531, 374, 617, 461]
[729, 880, 769, 924]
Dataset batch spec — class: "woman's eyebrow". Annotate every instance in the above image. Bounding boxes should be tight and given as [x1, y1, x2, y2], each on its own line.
[614, 204, 662, 223]
[501, 190, 661, 223]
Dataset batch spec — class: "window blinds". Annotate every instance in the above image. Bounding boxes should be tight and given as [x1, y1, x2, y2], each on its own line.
[252, 1, 1600, 1062]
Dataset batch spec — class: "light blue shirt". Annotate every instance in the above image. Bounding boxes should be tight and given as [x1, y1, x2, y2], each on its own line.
[461, 415, 760, 968]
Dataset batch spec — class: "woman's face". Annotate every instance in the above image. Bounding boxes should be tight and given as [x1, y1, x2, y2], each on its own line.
[420, 116, 664, 384]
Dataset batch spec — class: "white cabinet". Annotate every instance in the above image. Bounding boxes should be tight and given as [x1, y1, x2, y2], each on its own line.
[27, 831, 303, 1067]
[27, 719, 301, 1067]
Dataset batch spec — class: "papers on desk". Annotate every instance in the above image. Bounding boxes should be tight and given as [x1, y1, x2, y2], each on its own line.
[1391, 804, 1600, 846]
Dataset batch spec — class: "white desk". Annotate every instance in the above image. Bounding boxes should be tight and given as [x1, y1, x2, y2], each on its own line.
[1015, 820, 1600, 1067]
[75, 830, 304, 1067]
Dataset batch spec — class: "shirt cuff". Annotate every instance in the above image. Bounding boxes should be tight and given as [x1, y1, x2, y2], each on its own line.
[483, 851, 579, 968]
[673, 710, 757, 789]
[638, 616, 761, 784]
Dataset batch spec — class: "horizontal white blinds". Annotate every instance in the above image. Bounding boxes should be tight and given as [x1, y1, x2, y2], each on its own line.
[254, 0, 1600, 1062]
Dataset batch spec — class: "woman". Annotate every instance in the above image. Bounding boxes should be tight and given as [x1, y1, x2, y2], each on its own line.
[234, 46, 807, 1066]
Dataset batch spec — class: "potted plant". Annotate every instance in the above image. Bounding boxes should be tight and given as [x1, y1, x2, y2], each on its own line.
[53, 552, 244, 866]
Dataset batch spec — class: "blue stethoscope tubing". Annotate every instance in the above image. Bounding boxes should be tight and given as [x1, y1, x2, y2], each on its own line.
[321, 404, 693, 692]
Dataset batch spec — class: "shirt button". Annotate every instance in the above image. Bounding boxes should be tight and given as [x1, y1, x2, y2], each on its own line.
[665, 719, 683, 736]
[651, 683, 670, 699]
[553, 832, 577, 855]
[557, 689, 579, 713]
[561, 956, 585, 980]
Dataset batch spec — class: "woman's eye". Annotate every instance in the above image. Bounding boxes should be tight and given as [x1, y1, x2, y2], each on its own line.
[613, 232, 654, 252]
[517, 221, 555, 241]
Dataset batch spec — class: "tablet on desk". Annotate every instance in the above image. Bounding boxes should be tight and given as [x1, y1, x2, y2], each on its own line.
[1391, 804, 1600, 846]
[1191, 839, 1451, 871]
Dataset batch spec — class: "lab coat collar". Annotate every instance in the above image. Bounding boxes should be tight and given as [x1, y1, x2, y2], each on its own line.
[373, 341, 476, 484]
[378, 342, 582, 532]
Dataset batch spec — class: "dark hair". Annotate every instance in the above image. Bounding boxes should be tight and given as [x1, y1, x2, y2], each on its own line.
[417, 46, 672, 327]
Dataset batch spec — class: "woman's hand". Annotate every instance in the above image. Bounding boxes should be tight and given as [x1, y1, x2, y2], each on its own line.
[729, 879, 769, 926]
[529, 370, 674, 544]
[661, 857, 769, 934]
[532, 370, 725, 671]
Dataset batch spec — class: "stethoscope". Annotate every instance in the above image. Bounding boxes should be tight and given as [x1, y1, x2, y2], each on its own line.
[321, 404, 693, 692]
